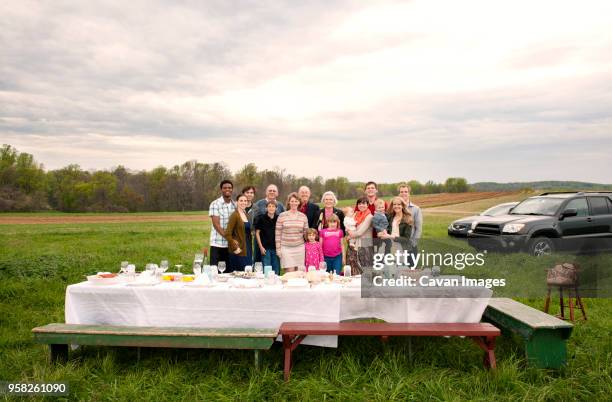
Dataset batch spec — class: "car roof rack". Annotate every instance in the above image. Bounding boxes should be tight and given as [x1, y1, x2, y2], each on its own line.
[539, 191, 612, 196]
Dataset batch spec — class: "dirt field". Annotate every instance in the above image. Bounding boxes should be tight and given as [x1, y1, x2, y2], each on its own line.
[0, 191, 520, 224]
[0, 214, 210, 225]
[409, 191, 520, 208]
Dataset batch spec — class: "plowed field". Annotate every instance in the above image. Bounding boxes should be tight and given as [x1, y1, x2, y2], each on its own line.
[0, 192, 518, 224]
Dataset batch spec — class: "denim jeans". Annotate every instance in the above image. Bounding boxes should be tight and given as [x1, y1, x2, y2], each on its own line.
[324, 254, 343, 274]
[262, 249, 280, 275]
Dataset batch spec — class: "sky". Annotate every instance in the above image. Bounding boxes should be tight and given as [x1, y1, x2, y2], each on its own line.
[1, 0, 612, 183]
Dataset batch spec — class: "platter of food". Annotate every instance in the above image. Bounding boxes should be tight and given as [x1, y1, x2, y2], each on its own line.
[86, 272, 122, 285]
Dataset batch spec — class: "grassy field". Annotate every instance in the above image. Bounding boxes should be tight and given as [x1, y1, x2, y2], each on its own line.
[1, 198, 611, 401]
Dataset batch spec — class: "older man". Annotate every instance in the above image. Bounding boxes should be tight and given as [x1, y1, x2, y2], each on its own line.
[252, 184, 285, 262]
[398, 183, 422, 249]
[298, 185, 320, 228]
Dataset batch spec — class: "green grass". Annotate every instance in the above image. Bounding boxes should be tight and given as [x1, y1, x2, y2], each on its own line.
[1, 216, 611, 401]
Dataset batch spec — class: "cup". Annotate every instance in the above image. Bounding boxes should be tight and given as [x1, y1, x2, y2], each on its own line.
[343, 265, 351, 278]
[264, 265, 272, 277]
[126, 264, 136, 281]
[267, 272, 277, 285]
[245, 265, 253, 274]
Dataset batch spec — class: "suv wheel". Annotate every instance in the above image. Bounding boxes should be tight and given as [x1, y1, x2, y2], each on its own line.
[528, 237, 555, 256]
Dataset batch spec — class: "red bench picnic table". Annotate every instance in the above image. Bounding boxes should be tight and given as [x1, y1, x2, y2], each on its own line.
[279, 322, 501, 380]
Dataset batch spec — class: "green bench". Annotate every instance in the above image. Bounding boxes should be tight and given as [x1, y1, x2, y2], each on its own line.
[483, 298, 573, 369]
[32, 324, 277, 367]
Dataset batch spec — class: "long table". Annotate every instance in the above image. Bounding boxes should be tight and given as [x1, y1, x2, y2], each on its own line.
[66, 280, 492, 347]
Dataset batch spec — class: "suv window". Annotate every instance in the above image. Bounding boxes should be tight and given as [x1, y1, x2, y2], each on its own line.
[589, 197, 610, 215]
[608, 198, 612, 212]
[565, 198, 588, 217]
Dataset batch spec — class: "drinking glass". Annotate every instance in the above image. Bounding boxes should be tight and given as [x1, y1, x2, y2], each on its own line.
[319, 261, 327, 272]
[245, 265, 253, 274]
[160, 260, 169, 272]
[193, 263, 202, 276]
[120, 261, 129, 274]
[175, 264, 183, 274]
[217, 262, 226, 274]
[194, 253, 204, 265]
[146, 263, 156, 274]
[343, 265, 352, 278]
[254, 262, 263, 274]
[127, 264, 136, 281]
[298, 265, 306, 273]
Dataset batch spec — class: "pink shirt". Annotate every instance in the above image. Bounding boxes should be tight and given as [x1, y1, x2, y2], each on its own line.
[304, 241, 324, 269]
[319, 228, 344, 257]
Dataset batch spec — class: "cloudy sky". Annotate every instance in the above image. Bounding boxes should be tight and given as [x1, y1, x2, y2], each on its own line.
[1, 0, 611, 183]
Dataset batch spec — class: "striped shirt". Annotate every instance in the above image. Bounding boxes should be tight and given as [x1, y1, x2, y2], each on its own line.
[275, 211, 308, 250]
[208, 196, 236, 247]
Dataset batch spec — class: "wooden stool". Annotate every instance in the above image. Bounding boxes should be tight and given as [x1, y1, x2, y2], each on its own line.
[544, 285, 587, 321]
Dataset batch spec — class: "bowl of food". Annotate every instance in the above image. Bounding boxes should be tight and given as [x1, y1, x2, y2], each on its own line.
[161, 272, 183, 282]
[87, 272, 122, 285]
[216, 273, 231, 282]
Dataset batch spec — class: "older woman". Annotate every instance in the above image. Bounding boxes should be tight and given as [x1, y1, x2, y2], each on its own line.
[225, 194, 253, 272]
[316, 191, 345, 232]
[346, 197, 374, 275]
[275, 192, 308, 271]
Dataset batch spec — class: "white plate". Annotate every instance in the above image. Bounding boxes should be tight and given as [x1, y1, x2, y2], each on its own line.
[86, 275, 122, 285]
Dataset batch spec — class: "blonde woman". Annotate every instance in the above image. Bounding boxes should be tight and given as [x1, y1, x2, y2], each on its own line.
[275, 192, 308, 272]
[380, 196, 414, 253]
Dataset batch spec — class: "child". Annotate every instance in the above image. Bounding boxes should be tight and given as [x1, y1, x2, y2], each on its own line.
[372, 199, 392, 254]
[319, 214, 344, 274]
[342, 206, 357, 250]
[304, 228, 324, 270]
[254, 201, 281, 275]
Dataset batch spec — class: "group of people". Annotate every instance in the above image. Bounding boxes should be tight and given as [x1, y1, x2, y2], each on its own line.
[208, 180, 423, 275]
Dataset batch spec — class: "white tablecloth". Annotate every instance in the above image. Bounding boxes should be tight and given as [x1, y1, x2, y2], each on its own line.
[66, 281, 491, 347]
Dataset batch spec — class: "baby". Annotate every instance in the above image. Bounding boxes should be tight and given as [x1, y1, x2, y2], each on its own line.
[372, 199, 391, 254]
[342, 206, 357, 250]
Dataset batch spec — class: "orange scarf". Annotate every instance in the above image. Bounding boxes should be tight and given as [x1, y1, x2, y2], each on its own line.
[354, 208, 371, 227]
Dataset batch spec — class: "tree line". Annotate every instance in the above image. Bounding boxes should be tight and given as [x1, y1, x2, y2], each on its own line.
[0, 144, 470, 212]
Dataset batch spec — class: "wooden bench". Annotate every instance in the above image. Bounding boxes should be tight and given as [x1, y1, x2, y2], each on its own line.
[279, 322, 501, 380]
[32, 324, 278, 368]
[483, 298, 573, 369]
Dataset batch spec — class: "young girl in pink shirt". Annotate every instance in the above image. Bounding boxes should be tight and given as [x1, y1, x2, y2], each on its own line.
[318, 214, 345, 274]
[304, 228, 324, 270]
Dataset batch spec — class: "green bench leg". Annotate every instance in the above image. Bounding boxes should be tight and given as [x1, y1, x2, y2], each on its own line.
[50, 344, 69, 363]
[254, 350, 260, 370]
[524, 330, 568, 369]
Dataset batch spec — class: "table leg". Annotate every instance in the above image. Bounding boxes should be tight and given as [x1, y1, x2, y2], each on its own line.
[544, 287, 551, 313]
[283, 335, 292, 381]
[254, 350, 260, 370]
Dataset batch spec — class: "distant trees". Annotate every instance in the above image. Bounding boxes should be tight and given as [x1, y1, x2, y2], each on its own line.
[0, 144, 473, 212]
[0, 145, 48, 211]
